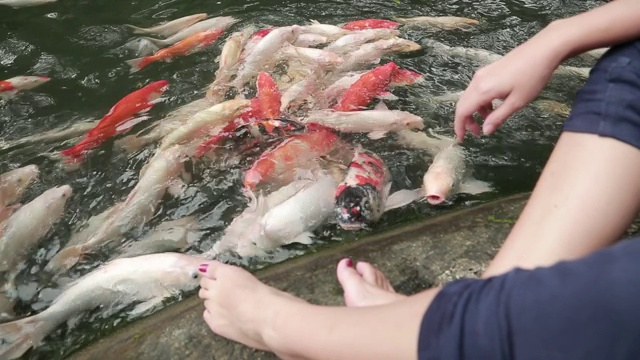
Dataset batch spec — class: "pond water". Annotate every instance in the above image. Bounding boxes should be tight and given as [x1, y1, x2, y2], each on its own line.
[0, 0, 601, 358]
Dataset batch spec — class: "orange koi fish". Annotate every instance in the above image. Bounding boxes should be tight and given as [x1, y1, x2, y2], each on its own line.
[127, 29, 225, 72]
[60, 80, 169, 159]
[333, 62, 398, 112]
[243, 129, 340, 191]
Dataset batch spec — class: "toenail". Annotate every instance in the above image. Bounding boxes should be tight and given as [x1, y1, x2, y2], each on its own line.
[198, 263, 209, 273]
[345, 258, 353, 267]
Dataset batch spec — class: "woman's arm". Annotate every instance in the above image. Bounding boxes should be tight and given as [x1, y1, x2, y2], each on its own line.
[548, 0, 640, 61]
[263, 290, 440, 360]
[454, 0, 640, 141]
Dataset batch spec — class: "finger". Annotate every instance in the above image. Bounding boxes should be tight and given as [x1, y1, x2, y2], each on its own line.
[478, 103, 493, 120]
[454, 87, 496, 142]
[482, 96, 524, 135]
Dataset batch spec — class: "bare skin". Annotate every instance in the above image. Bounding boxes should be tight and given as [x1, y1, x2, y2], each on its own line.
[335, 258, 405, 306]
[453, 0, 640, 277]
[198, 259, 434, 360]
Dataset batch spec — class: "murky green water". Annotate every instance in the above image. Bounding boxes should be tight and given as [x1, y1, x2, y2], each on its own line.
[0, 0, 602, 358]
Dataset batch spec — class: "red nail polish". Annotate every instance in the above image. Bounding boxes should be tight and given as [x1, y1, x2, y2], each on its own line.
[345, 258, 353, 267]
[198, 264, 208, 273]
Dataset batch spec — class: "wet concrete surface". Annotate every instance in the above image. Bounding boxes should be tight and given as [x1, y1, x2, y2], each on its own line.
[67, 193, 640, 360]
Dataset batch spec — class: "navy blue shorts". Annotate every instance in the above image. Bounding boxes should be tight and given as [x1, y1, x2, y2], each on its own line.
[418, 237, 640, 360]
[563, 40, 640, 150]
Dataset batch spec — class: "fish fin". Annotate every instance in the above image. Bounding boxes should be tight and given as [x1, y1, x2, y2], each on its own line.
[309, 19, 321, 25]
[125, 57, 151, 74]
[124, 24, 150, 35]
[377, 91, 398, 101]
[367, 130, 388, 140]
[0, 314, 50, 360]
[115, 115, 150, 133]
[374, 100, 389, 111]
[141, 36, 168, 48]
[286, 231, 314, 245]
[128, 296, 167, 320]
[44, 245, 87, 275]
[458, 178, 492, 195]
[384, 188, 425, 212]
[167, 179, 187, 198]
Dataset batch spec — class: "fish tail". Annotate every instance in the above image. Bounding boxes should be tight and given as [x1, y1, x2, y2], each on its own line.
[59, 143, 87, 159]
[124, 24, 151, 35]
[44, 245, 87, 275]
[390, 68, 425, 86]
[126, 56, 152, 73]
[140, 36, 168, 48]
[0, 314, 49, 360]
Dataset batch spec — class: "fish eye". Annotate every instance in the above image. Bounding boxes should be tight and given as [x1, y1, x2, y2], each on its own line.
[190, 271, 199, 279]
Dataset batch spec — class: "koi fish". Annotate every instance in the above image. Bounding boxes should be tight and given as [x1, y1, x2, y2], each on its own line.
[195, 118, 306, 157]
[207, 27, 254, 102]
[0, 0, 55, 8]
[125, 13, 208, 37]
[341, 19, 400, 31]
[59, 80, 169, 160]
[393, 16, 479, 30]
[303, 101, 424, 139]
[392, 130, 492, 206]
[232, 25, 302, 89]
[255, 72, 282, 120]
[142, 16, 239, 47]
[0, 165, 39, 208]
[333, 61, 399, 111]
[0, 76, 50, 98]
[325, 28, 400, 54]
[243, 128, 342, 191]
[240, 28, 275, 61]
[334, 146, 392, 230]
[127, 29, 225, 72]
[0, 253, 203, 360]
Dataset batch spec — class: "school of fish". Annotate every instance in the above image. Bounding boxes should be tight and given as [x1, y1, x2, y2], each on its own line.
[0, 10, 594, 359]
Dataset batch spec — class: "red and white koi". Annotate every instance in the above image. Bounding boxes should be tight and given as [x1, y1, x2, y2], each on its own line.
[59, 80, 169, 160]
[0, 76, 50, 98]
[243, 128, 343, 191]
[334, 146, 392, 230]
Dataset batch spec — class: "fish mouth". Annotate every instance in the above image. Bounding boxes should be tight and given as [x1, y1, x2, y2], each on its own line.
[338, 222, 366, 231]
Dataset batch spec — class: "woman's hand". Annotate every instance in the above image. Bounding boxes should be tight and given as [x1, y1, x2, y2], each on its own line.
[454, 28, 566, 142]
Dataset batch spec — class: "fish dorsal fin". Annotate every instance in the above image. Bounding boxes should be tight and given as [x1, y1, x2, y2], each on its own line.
[374, 100, 389, 111]
[309, 19, 321, 25]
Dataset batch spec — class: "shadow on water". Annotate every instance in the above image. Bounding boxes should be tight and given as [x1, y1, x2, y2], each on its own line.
[0, 0, 602, 358]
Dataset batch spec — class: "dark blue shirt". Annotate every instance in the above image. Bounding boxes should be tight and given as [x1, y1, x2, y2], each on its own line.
[419, 238, 640, 360]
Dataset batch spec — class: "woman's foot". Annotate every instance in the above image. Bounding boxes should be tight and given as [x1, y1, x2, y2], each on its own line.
[336, 258, 406, 307]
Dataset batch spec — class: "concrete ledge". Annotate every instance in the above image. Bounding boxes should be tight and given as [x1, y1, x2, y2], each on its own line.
[67, 193, 531, 360]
